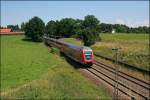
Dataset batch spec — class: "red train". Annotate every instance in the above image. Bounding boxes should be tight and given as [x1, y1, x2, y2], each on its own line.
[44, 37, 94, 66]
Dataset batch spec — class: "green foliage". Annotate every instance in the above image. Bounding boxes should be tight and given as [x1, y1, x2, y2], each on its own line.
[7, 24, 20, 32]
[71, 19, 83, 39]
[42, 15, 149, 46]
[46, 20, 57, 36]
[58, 18, 77, 37]
[21, 15, 149, 45]
[21, 22, 26, 31]
[100, 23, 112, 33]
[113, 24, 129, 33]
[81, 29, 96, 46]
[3, 15, 149, 39]
[24, 16, 45, 42]
[81, 15, 100, 46]
[50, 47, 60, 54]
[82, 15, 100, 29]
[45, 18, 84, 38]
[129, 26, 149, 33]
[100, 23, 149, 33]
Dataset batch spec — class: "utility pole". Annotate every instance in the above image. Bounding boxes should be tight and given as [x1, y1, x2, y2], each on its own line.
[112, 48, 121, 100]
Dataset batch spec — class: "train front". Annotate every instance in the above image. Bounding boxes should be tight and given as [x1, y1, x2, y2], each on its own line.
[81, 47, 95, 66]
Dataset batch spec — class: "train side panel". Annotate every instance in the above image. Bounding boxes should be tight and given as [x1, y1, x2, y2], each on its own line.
[44, 37, 94, 66]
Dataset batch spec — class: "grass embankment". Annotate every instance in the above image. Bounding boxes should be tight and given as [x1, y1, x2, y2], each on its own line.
[0, 36, 110, 99]
[64, 33, 149, 71]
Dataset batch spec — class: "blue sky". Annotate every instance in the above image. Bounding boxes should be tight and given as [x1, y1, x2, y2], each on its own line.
[1, 1, 149, 27]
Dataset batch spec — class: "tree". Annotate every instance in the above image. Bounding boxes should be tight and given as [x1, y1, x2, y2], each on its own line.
[55, 20, 61, 37]
[100, 23, 113, 33]
[7, 24, 20, 32]
[72, 19, 83, 38]
[82, 15, 100, 29]
[100, 23, 149, 34]
[21, 22, 26, 31]
[81, 15, 100, 46]
[58, 18, 77, 37]
[46, 20, 57, 36]
[24, 16, 45, 42]
[82, 29, 96, 46]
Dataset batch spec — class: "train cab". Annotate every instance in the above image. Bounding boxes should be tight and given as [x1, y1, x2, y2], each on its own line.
[81, 47, 94, 66]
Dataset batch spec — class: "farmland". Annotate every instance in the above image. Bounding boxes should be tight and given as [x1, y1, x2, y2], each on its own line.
[0, 36, 110, 99]
[64, 33, 149, 71]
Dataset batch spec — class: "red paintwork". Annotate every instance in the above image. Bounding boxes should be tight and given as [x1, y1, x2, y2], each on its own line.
[91, 51, 95, 62]
[80, 50, 85, 62]
[80, 50, 95, 62]
[0, 28, 11, 33]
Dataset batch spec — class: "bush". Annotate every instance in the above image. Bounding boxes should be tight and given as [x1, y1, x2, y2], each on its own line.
[50, 47, 60, 54]
[25, 16, 45, 42]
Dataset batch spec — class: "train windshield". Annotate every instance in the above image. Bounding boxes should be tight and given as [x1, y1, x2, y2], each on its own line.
[84, 51, 92, 60]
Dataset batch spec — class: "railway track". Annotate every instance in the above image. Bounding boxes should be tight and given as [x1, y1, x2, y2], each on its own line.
[85, 61, 150, 99]
[45, 38, 149, 99]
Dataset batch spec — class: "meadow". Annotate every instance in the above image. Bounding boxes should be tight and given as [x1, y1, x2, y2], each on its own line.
[64, 33, 149, 71]
[0, 35, 110, 99]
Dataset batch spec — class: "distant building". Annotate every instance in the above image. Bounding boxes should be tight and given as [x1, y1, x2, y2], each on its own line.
[0, 28, 24, 35]
[112, 29, 115, 34]
[0, 28, 11, 33]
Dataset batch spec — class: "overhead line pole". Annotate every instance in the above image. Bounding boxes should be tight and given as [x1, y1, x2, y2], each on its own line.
[112, 48, 121, 100]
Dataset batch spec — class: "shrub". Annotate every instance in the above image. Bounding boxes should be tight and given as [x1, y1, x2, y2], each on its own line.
[50, 47, 60, 54]
[24, 16, 45, 42]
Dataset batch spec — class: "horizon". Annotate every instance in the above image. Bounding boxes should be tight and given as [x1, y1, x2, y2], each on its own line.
[1, 1, 149, 28]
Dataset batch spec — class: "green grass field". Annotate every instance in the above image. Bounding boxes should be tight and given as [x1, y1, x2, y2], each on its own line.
[64, 33, 149, 71]
[0, 35, 110, 99]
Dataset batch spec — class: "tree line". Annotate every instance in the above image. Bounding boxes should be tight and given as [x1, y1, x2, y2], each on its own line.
[23, 15, 101, 46]
[2, 15, 149, 46]
[2, 16, 149, 34]
[100, 23, 149, 33]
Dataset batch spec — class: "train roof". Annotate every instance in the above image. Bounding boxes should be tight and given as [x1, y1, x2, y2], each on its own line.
[58, 40, 92, 51]
[44, 37, 92, 51]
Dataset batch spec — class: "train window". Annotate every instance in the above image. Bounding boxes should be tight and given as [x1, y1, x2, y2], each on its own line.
[84, 51, 92, 60]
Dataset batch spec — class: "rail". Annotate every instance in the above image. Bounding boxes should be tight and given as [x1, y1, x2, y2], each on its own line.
[86, 60, 150, 99]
